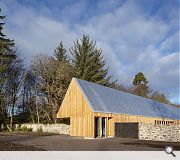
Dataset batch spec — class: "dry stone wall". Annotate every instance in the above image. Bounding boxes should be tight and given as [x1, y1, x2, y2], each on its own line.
[138, 123, 180, 142]
[16, 123, 70, 135]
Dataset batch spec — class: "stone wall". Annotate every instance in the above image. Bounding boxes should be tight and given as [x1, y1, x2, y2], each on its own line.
[16, 123, 70, 135]
[138, 123, 180, 142]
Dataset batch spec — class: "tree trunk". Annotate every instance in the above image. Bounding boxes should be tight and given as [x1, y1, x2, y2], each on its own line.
[30, 114, 35, 124]
[28, 104, 35, 124]
[51, 98, 58, 124]
[36, 106, 40, 124]
[52, 105, 57, 123]
[10, 94, 16, 129]
[43, 109, 52, 122]
[10, 105, 14, 128]
[6, 124, 12, 132]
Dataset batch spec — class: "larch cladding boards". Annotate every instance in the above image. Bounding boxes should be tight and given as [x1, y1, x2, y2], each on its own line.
[57, 78, 94, 137]
[57, 78, 180, 138]
[92, 112, 177, 137]
[111, 114, 176, 136]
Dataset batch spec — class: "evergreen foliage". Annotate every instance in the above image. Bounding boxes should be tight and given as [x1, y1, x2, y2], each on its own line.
[70, 34, 114, 86]
[0, 9, 15, 80]
[0, 9, 16, 126]
[54, 41, 69, 62]
[133, 72, 148, 86]
[132, 72, 149, 97]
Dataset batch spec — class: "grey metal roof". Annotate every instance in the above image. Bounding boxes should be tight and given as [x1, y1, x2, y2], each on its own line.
[75, 78, 180, 120]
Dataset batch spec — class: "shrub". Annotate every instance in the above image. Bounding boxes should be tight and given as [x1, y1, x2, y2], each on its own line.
[27, 127, 33, 132]
[37, 127, 43, 132]
[16, 126, 21, 132]
[19, 126, 33, 132]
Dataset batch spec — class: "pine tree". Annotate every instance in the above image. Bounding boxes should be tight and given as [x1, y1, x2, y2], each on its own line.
[0, 9, 16, 84]
[132, 72, 149, 97]
[54, 41, 69, 62]
[0, 9, 16, 126]
[133, 72, 148, 86]
[70, 34, 113, 86]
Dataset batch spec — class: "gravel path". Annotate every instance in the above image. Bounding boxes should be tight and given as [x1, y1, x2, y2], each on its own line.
[0, 132, 179, 151]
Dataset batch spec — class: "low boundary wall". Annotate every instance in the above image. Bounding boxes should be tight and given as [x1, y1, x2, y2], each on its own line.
[114, 122, 180, 142]
[138, 123, 180, 142]
[16, 123, 70, 135]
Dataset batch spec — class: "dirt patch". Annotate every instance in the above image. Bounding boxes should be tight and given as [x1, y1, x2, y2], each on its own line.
[0, 141, 45, 151]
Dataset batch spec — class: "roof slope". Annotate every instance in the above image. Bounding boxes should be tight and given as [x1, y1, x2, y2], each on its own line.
[75, 78, 180, 120]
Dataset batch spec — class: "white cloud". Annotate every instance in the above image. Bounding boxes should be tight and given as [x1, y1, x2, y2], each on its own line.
[3, 5, 77, 64]
[159, 31, 179, 53]
[0, 0, 179, 103]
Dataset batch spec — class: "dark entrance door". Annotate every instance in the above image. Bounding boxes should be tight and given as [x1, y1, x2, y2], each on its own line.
[115, 123, 139, 138]
[95, 117, 100, 137]
[102, 117, 106, 137]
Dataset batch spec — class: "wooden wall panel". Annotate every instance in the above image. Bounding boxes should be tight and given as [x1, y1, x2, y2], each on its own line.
[57, 78, 94, 137]
[110, 113, 179, 136]
[57, 78, 93, 118]
[92, 112, 179, 137]
[57, 78, 180, 138]
[70, 116, 94, 137]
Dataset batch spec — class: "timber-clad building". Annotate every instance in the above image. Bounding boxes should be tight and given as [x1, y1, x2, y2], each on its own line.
[57, 78, 180, 138]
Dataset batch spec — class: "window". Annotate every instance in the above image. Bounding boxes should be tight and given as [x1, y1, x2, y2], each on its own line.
[154, 120, 174, 125]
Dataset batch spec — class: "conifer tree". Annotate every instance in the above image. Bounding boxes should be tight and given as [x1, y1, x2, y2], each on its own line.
[54, 41, 69, 62]
[133, 72, 148, 86]
[132, 72, 149, 97]
[0, 9, 16, 85]
[0, 9, 16, 125]
[70, 34, 113, 86]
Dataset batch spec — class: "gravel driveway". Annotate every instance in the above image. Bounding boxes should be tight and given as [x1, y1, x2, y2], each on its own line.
[0, 133, 179, 151]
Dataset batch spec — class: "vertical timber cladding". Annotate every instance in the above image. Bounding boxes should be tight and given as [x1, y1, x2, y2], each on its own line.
[57, 78, 180, 138]
[57, 78, 94, 137]
[110, 114, 170, 137]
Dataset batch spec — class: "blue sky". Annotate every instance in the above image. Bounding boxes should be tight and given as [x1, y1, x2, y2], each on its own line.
[0, 0, 179, 103]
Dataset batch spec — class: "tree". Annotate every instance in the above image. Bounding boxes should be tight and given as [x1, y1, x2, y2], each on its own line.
[133, 72, 148, 86]
[174, 104, 180, 108]
[111, 82, 128, 92]
[0, 9, 15, 84]
[151, 91, 169, 104]
[5, 57, 24, 128]
[31, 53, 74, 123]
[54, 41, 69, 62]
[21, 70, 36, 123]
[132, 72, 149, 97]
[70, 34, 114, 86]
[0, 9, 16, 127]
[21, 70, 52, 124]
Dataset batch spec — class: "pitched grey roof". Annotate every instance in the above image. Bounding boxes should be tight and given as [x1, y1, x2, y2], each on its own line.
[75, 78, 180, 120]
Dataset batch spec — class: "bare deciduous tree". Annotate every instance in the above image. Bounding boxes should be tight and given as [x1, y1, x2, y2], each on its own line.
[31, 54, 74, 123]
[5, 57, 24, 129]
